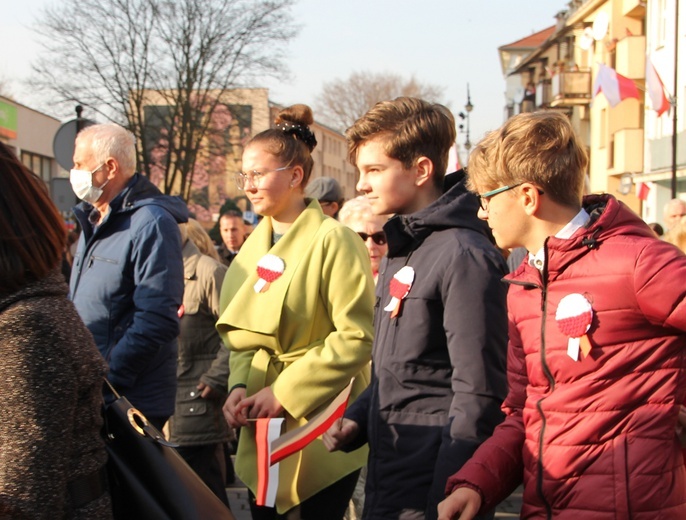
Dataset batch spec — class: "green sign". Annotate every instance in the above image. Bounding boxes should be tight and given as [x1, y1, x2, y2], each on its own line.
[0, 101, 18, 139]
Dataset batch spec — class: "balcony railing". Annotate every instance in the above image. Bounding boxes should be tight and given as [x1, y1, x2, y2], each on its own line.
[550, 70, 592, 107]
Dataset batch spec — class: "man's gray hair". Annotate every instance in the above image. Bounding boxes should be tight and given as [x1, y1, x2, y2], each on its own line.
[76, 123, 137, 174]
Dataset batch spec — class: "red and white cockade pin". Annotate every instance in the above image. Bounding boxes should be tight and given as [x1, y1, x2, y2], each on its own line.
[555, 293, 593, 361]
[254, 254, 285, 293]
[384, 266, 415, 318]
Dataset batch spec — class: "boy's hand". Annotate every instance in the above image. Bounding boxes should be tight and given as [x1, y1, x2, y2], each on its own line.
[322, 418, 359, 451]
[197, 381, 221, 400]
[437, 487, 481, 520]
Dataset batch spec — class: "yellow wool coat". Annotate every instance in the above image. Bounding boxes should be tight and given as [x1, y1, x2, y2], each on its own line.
[216, 200, 374, 513]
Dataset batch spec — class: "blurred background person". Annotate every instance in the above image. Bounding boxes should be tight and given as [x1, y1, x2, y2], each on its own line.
[305, 176, 344, 219]
[339, 195, 389, 284]
[648, 222, 664, 238]
[338, 196, 389, 519]
[218, 104, 374, 520]
[218, 209, 247, 266]
[663, 198, 686, 232]
[187, 218, 222, 262]
[0, 142, 112, 519]
[167, 218, 232, 507]
[664, 216, 686, 253]
[183, 217, 237, 485]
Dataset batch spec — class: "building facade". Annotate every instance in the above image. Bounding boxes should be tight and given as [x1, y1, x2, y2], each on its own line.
[0, 95, 61, 186]
[499, 0, 684, 228]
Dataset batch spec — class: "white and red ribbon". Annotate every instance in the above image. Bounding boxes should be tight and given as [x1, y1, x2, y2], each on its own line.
[255, 417, 284, 507]
[384, 266, 415, 318]
[254, 379, 355, 507]
[555, 293, 593, 361]
[254, 254, 285, 293]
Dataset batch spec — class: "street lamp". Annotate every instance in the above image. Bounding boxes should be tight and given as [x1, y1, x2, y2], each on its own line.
[458, 83, 473, 166]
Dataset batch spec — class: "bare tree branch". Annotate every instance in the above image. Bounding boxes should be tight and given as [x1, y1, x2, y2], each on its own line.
[30, 0, 296, 198]
[316, 71, 446, 133]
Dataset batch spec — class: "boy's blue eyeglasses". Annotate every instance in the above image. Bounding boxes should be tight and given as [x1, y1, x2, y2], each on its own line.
[478, 183, 523, 211]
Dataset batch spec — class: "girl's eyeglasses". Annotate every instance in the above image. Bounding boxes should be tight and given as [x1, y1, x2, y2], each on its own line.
[234, 166, 293, 191]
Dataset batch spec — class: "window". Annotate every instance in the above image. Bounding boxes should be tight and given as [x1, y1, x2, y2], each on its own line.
[21, 151, 53, 183]
[656, 0, 669, 48]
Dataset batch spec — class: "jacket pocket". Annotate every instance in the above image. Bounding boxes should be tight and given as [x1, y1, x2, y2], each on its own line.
[88, 255, 119, 268]
[177, 387, 208, 417]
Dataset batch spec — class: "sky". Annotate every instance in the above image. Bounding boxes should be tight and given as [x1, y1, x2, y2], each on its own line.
[1, 0, 562, 157]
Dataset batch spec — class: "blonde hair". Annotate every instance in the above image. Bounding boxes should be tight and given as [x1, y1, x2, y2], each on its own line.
[467, 111, 588, 208]
[186, 218, 221, 261]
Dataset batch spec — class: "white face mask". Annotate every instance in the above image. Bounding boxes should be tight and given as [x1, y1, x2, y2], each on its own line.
[70, 164, 109, 204]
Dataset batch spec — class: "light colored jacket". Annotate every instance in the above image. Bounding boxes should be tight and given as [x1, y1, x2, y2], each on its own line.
[217, 200, 374, 513]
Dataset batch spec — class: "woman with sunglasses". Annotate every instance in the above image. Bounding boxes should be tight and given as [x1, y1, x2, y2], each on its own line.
[339, 196, 390, 285]
[217, 104, 375, 520]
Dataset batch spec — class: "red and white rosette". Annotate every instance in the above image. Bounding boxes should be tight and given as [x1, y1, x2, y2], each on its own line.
[254, 254, 286, 293]
[555, 293, 593, 361]
[384, 266, 415, 318]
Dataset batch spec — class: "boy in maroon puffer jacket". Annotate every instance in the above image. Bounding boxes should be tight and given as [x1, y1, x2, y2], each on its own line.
[439, 111, 686, 520]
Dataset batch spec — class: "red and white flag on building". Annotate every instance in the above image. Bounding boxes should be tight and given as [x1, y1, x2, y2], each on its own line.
[645, 57, 671, 117]
[592, 63, 639, 107]
[254, 379, 355, 507]
[636, 181, 651, 201]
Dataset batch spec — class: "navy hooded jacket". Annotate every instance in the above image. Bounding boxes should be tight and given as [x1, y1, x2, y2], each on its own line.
[344, 171, 508, 520]
[69, 173, 188, 418]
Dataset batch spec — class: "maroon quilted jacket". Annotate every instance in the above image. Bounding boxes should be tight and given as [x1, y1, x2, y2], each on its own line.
[446, 194, 686, 519]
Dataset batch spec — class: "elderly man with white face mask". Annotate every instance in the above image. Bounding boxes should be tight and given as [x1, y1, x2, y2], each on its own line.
[69, 123, 188, 429]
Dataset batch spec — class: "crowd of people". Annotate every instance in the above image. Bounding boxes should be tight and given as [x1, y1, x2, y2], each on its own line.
[2, 97, 686, 520]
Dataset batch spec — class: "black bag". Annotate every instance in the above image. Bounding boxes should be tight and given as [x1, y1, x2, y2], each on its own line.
[102, 382, 235, 520]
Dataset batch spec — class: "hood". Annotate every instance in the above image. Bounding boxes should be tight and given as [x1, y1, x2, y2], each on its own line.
[511, 193, 656, 283]
[75, 173, 189, 224]
[385, 169, 493, 257]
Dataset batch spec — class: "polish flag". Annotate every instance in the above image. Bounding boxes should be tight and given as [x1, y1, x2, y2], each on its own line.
[636, 181, 651, 201]
[254, 379, 355, 507]
[646, 58, 671, 116]
[592, 63, 639, 107]
[255, 417, 284, 508]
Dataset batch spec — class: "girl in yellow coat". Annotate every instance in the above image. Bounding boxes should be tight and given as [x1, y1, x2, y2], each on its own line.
[217, 104, 374, 519]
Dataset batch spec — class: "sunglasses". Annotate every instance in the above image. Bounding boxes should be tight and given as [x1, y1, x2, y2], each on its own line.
[357, 231, 387, 246]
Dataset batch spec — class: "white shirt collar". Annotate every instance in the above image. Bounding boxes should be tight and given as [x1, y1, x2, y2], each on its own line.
[528, 208, 591, 271]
